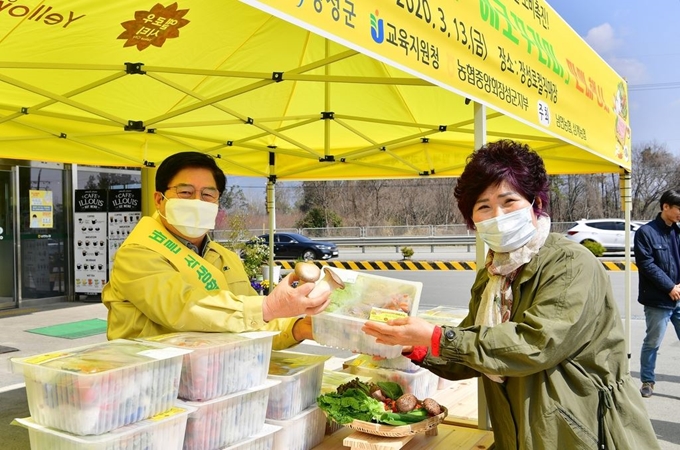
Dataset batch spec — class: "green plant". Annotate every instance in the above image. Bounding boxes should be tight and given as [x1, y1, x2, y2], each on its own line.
[581, 240, 605, 257]
[400, 246, 414, 260]
[218, 213, 250, 254]
[241, 236, 269, 280]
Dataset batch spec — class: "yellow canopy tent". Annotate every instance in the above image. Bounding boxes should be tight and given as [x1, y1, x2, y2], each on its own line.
[0, 0, 634, 430]
[0, 1, 630, 177]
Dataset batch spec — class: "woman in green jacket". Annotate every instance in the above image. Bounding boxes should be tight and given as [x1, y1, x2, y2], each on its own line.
[363, 140, 659, 449]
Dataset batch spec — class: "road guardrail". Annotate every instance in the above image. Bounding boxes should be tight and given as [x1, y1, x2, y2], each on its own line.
[329, 235, 477, 253]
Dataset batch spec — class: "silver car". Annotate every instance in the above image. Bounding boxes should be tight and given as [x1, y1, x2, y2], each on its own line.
[564, 219, 641, 252]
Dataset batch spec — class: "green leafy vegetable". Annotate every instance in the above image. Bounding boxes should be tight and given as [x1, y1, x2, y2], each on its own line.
[317, 378, 433, 426]
[376, 381, 403, 400]
[317, 388, 387, 424]
[336, 377, 371, 396]
[377, 408, 429, 426]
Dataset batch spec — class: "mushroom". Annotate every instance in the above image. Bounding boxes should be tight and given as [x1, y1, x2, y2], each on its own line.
[369, 384, 387, 402]
[294, 262, 321, 284]
[395, 393, 418, 413]
[308, 267, 345, 298]
[422, 398, 442, 416]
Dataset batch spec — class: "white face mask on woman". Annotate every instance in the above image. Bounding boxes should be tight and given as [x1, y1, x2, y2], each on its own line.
[474, 203, 536, 253]
[160, 198, 218, 239]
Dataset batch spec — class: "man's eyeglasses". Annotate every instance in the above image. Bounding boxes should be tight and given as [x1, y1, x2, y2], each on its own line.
[166, 184, 220, 203]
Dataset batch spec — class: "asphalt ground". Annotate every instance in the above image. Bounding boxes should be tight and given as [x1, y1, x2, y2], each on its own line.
[0, 250, 678, 449]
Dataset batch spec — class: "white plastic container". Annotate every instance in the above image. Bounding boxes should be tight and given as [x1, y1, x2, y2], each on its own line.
[139, 331, 276, 401]
[265, 405, 327, 450]
[10, 340, 188, 435]
[220, 423, 280, 450]
[347, 354, 420, 373]
[320, 369, 372, 395]
[311, 268, 421, 357]
[341, 365, 440, 399]
[179, 379, 279, 450]
[14, 405, 194, 450]
[418, 306, 469, 326]
[266, 351, 329, 420]
[312, 312, 403, 358]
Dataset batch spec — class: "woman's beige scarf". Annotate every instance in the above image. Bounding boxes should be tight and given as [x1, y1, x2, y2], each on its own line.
[475, 215, 551, 383]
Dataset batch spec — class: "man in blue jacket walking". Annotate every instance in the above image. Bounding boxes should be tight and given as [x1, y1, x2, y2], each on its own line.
[634, 189, 680, 398]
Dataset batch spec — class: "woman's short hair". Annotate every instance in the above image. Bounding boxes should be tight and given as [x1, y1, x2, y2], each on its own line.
[155, 152, 226, 195]
[454, 139, 550, 229]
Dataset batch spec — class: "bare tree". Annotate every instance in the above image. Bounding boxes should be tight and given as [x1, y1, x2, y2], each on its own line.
[549, 175, 589, 221]
[273, 181, 298, 214]
[631, 141, 680, 219]
[227, 141, 680, 232]
[84, 173, 137, 189]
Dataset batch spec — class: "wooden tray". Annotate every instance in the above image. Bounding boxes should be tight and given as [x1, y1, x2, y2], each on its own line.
[346, 407, 448, 438]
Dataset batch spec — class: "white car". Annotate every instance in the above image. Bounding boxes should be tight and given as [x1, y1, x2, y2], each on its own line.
[564, 219, 641, 252]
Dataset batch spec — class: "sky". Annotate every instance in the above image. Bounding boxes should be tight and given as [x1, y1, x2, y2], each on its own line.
[549, 0, 680, 154]
[231, 0, 680, 196]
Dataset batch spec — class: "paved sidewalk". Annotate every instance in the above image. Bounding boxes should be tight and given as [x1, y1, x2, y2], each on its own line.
[1, 301, 679, 449]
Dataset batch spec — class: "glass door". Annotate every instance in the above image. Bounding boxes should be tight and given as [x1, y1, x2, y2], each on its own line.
[19, 166, 68, 303]
[0, 169, 16, 309]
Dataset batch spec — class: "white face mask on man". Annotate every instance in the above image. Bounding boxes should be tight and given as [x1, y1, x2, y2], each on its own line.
[160, 197, 219, 239]
[474, 203, 536, 253]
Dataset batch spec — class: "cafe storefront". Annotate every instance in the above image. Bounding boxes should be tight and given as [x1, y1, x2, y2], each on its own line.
[0, 158, 140, 310]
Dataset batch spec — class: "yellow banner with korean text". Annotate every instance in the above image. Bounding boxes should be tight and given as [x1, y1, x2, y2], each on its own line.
[241, 0, 631, 170]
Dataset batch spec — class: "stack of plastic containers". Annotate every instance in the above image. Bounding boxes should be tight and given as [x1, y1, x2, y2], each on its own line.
[10, 339, 194, 450]
[264, 351, 330, 450]
[142, 331, 281, 450]
[311, 267, 423, 357]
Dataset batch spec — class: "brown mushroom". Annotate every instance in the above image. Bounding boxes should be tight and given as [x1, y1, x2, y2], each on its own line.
[422, 398, 442, 416]
[294, 262, 321, 284]
[369, 385, 387, 402]
[395, 393, 418, 413]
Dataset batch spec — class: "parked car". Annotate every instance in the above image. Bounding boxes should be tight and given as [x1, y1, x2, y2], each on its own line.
[564, 219, 641, 252]
[633, 220, 651, 227]
[251, 232, 339, 261]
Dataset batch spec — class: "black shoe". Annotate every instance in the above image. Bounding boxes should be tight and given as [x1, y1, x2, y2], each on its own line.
[640, 382, 654, 398]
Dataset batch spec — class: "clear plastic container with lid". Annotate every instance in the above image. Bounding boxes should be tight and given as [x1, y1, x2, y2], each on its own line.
[179, 379, 279, 450]
[14, 405, 194, 450]
[341, 363, 440, 400]
[320, 369, 372, 395]
[311, 268, 422, 357]
[266, 351, 330, 420]
[418, 306, 469, 326]
[265, 405, 327, 450]
[10, 339, 189, 435]
[347, 353, 420, 373]
[139, 330, 276, 401]
[220, 423, 281, 450]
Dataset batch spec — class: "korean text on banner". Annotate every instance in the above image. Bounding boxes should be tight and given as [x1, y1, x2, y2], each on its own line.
[242, 0, 631, 170]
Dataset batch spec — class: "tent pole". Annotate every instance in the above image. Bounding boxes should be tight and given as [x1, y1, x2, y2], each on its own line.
[621, 171, 633, 365]
[473, 101, 491, 431]
[140, 164, 157, 218]
[324, 39, 331, 158]
[266, 180, 276, 293]
[267, 149, 277, 294]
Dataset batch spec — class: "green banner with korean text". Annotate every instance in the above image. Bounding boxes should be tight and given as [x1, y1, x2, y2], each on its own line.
[241, 0, 631, 170]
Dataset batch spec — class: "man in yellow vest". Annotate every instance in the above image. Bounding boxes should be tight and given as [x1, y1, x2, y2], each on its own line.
[102, 152, 330, 350]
